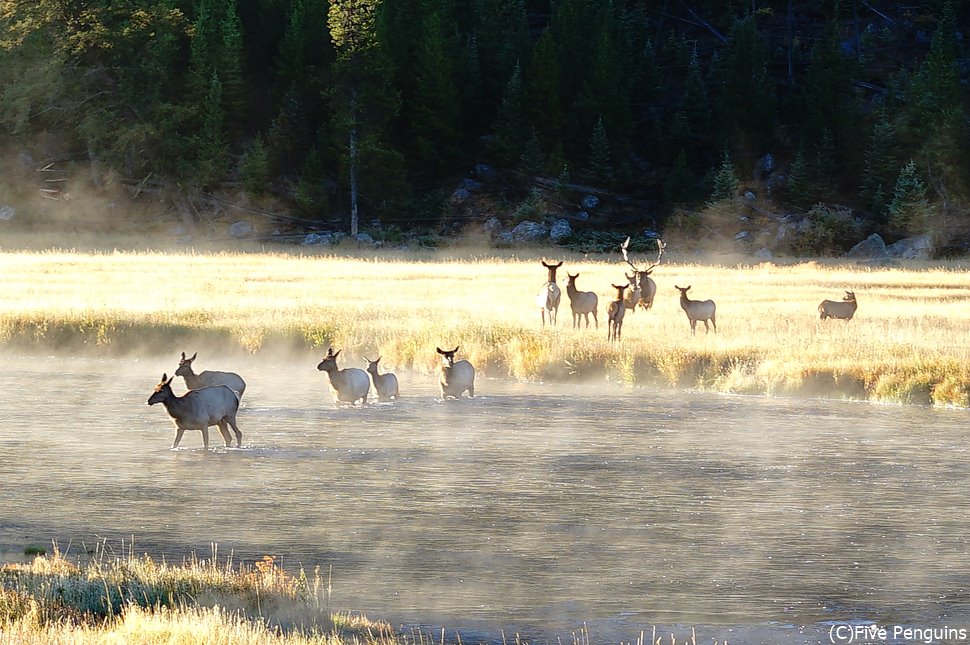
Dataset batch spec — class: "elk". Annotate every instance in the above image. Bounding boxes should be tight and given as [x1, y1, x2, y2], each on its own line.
[436, 346, 475, 399]
[316, 348, 370, 405]
[620, 236, 666, 311]
[607, 283, 628, 342]
[147, 373, 242, 450]
[365, 356, 399, 401]
[536, 260, 563, 326]
[675, 285, 717, 335]
[819, 291, 858, 320]
[566, 273, 598, 329]
[175, 352, 247, 398]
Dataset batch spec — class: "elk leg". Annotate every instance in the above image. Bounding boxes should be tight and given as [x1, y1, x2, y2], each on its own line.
[217, 420, 233, 447]
[227, 417, 243, 447]
[201, 427, 210, 450]
[172, 427, 185, 450]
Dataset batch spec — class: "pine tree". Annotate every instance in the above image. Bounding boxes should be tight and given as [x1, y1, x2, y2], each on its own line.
[713, 16, 775, 152]
[588, 116, 614, 186]
[523, 28, 563, 148]
[888, 160, 931, 234]
[411, 6, 462, 173]
[786, 146, 813, 208]
[664, 149, 697, 204]
[492, 62, 528, 165]
[860, 111, 899, 221]
[708, 148, 739, 203]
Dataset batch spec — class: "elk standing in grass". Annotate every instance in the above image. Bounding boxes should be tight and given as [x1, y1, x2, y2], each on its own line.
[365, 356, 399, 401]
[437, 346, 475, 399]
[175, 352, 247, 398]
[819, 291, 858, 320]
[607, 284, 628, 342]
[147, 373, 242, 450]
[675, 285, 717, 335]
[566, 273, 598, 329]
[317, 348, 370, 405]
[621, 236, 666, 311]
[536, 260, 563, 326]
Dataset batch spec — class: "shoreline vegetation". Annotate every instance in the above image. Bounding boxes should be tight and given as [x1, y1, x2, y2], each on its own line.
[1, 243, 969, 407]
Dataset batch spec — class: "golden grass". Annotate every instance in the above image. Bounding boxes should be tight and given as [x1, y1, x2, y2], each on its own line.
[1, 245, 969, 405]
[0, 546, 397, 644]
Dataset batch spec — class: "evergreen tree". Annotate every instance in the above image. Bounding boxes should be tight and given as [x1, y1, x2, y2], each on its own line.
[411, 5, 462, 173]
[860, 111, 899, 221]
[664, 149, 697, 204]
[786, 146, 813, 209]
[713, 16, 775, 153]
[523, 28, 563, 148]
[491, 62, 528, 165]
[708, 147, 739, 203]
[888, 160, 931, 234]
[588, 116, 614, 186]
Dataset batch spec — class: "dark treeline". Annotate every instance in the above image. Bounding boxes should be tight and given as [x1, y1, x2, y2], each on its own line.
[0, 0, 968, 240]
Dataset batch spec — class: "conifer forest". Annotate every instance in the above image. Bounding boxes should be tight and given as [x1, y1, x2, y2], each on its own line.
[0, 1, 968, 250]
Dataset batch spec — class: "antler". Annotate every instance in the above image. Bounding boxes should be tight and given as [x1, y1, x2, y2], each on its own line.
[621, 237, 666, 272]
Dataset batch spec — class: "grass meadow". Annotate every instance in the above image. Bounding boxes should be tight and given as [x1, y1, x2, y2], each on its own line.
[1, 243, 969, 405]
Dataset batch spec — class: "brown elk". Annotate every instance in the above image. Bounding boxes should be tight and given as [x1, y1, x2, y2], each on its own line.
[621, 236, 666, 311]
[175, 352, 247, 398]
[607, 284, 628, 342]
[147, 373, 242, 450]
[818, 291, 858, 320]
[536, 260, 563, 326]
[317, 348, 370, 405]
[565, 273, 598, 329]
[364, 355, 400, 401]
[436, 346, 476, 399]
[675, 285, 717, 335]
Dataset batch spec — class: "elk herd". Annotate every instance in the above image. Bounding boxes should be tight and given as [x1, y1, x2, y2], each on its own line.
[538, 236, 859, 338]
[147, 236, 858, 450]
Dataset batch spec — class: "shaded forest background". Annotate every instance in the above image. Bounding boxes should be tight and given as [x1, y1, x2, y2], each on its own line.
[0, 0, 968, 253]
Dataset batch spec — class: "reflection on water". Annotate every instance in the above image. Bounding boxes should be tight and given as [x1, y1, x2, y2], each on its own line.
[2, 353, 970, 643]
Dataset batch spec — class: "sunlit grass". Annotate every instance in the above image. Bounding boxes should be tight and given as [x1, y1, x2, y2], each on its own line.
[1, 246, 969, 405]
[0, 544, 397, 644]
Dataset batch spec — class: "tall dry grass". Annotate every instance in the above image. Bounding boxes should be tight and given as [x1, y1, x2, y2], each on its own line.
[1, 246, 969, 405]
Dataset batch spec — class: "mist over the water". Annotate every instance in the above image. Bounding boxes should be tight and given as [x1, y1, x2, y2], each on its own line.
[2, 352, 970, 644]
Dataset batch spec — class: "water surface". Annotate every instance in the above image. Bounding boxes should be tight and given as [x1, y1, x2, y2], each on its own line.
[2, 353, 969, 643]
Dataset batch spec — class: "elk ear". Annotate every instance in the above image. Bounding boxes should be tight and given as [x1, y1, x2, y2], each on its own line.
[375, 355, 381, 362]
[190, 352, 197, 361]
[452, 346, 460, 354]
[161, 373, 168, 381]
[180, 352, 186, 360]
[554, 261, 563, 268]
[333, 350, 341, 359]
[436, 347, 445, 354]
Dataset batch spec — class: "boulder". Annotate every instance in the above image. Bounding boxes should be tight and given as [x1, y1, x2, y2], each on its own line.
[355, 232, 375, 246]
[229, 220, 253, 238]
[549, 219, 572, 242]
[887, 234, 933, 260]
[753, 153, 775, 180]
[754, 248, 774, 261]
[459, 178, 484, 193]
[474, 162, 499, 183]
[450, 188, 472, 204]
[484, 217, 503, 238]
[511, 220, 549, 242]
[0, 205, 14, 221]
[847, 233, 889, 260]
[581, 195, 600, 211]
[303, 232, 333, 246]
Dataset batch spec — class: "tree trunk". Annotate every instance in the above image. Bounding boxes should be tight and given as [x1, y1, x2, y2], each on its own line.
[349, 95, 359, 237]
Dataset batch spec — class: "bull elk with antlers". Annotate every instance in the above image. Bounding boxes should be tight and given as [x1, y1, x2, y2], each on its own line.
[620, 236, 666, 311]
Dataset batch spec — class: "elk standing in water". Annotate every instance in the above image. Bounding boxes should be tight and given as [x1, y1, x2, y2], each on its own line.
[317, 348, 370, 405]
[365, 356, 399, 401]
[175, 352, 247, 398]
[818, 291, 858, 320]
[675, 285, 717, 335]
[621, 236, 666, 311]
[536, 260, 563, 327]
[566, 273, 598, 329]
[437, 346, 475, 399]
[607, 283, 628, 342]
[147, 373, 242, 450]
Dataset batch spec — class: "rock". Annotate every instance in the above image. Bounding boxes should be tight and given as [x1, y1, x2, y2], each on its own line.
[549, 219, 572, 242]
[754, 248, 774, 261]
[0, 205, 14, 221]
[734, 231, 750, 241]
[765, 173, 788, 195]
[744, 191, 756, 201]
[229, 220, 253, 238]
[753, 153, 775, 180]
[574, 211, 590, 221]
[510, 220, 549, 242]
[450, 188, 472, 204]
[484, 217, 503, 238]
[303, 232, 333, 245]
[474, 163, 499, 183]
[887, 234, 933, 260]
[496, 230, 514, 244]
[459, 178, 484, 192]
[355, 232, 374, 246]
[847, 233, 889, 260]
[581, 195, 600, 211]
